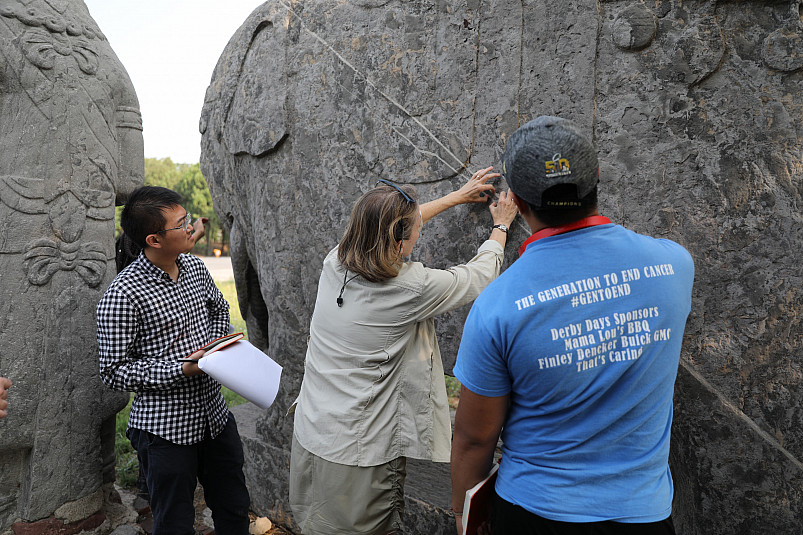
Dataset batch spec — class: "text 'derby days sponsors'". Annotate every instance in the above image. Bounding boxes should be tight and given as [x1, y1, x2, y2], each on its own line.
[516, 264, 678, 374]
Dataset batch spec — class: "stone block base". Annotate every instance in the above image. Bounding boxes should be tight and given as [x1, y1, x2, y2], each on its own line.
[10, 512, 105, 535]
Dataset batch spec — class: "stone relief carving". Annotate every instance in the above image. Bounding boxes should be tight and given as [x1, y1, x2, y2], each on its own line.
[762, 0, 803, 72]
[612, 3, 658, 51]
[0, 0, 143, 528]
[202, 1, 801, 533]
[598, 2, 802, 532]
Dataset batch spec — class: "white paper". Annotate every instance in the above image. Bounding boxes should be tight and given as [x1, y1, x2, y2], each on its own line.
[198, 340, 282, 409]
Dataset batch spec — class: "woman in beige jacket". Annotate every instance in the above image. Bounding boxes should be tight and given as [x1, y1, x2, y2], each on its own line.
[290, 169, 517, 535]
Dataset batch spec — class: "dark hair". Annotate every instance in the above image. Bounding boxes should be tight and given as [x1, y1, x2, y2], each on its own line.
[120, 186, 183, 248]
[338, 184, 419, 282]
[530, 184, 598, 227]
[115, 233, 141, 272]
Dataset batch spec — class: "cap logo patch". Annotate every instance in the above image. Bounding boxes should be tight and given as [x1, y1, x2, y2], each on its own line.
[545, 153, 571, 178]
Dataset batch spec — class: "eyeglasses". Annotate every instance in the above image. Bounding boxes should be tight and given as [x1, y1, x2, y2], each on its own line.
[158, 213, 192, 233]
[376, 179, 415, 204]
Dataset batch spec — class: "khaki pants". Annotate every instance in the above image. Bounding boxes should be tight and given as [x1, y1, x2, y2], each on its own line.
[290, 434, 406, 535]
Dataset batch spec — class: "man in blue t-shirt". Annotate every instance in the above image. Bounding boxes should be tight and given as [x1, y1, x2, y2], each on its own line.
[450, 116, 694, 535]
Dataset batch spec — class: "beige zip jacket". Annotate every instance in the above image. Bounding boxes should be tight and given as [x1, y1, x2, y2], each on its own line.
[292, 240, 504, 466]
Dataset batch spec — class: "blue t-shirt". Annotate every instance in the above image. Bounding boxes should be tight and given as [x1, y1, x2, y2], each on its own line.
[455, 223, 694, 523]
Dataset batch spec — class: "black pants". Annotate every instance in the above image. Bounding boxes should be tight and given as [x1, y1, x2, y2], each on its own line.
[491, 494, 676, 535]
[129, 413, 251, 535]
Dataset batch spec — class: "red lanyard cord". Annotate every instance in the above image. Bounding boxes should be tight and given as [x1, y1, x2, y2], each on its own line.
[518, 216, 612, 256]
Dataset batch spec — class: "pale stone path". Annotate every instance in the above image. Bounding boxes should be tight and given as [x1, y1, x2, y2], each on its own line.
[198, 255, 234, 283]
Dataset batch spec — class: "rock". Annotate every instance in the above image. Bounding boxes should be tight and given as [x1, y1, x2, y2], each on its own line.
[55, 488, 105, 524]
[249, 516, 273, 534]
[109, 526, 141, 535]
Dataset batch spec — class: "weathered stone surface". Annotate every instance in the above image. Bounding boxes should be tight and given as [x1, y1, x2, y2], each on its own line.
[231, 403, 296, 530]
[108, 526, 139, 535]
[203, 1, 802, 533]
[54, 488, 104, 524]
[0, 0, 143, 529]
[596, 2, 802, 533]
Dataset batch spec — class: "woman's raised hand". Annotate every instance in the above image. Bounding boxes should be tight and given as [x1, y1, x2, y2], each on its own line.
[420, 166, 504, 223]
[489, 189, 519, 228]
[453, 166, 500, 204]
[190, 217, 209, 245]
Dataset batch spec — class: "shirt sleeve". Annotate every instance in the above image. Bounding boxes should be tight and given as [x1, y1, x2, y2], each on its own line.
[96, 288, 185, 392]
[407, 240, 504, 321]
[453, 301, 512, 397]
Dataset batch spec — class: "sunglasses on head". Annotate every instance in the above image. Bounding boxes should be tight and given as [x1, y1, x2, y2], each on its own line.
[376, 179, 414, 204]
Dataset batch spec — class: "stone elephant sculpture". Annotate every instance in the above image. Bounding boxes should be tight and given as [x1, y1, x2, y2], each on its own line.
[201, 1, 803, 533]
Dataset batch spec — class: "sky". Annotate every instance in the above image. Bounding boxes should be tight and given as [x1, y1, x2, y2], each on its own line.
[83, 0, 266, 164]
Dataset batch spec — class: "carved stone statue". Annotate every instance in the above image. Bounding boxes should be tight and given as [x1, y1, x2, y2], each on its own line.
[201, 1, 802, 533]
[0, 0, 143, 528]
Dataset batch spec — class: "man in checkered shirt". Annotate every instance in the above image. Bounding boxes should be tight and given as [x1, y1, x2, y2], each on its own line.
[97, 186, 250, 534]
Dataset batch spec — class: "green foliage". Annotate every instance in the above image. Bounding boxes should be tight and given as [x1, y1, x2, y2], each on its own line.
[216, 280, 247, 407]
[176, 164, 215, 221]
[115, 393, 138, 489]
[445, 375, 462, 399]
[175, 163, 223, 256]
[222, 387, 247, 408]
[144, 157, 182, 190]
[114, 205, 123, 238]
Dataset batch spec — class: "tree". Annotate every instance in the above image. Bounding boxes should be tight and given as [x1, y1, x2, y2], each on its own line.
[175, 163, 222, 256]
[144, 157, 182, 190]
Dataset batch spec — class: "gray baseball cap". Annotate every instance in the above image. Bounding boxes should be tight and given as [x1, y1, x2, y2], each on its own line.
[502, 116, 599, 209]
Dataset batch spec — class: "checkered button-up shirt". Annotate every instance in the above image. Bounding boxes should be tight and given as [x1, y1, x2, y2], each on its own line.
[97, 252, 231, 445]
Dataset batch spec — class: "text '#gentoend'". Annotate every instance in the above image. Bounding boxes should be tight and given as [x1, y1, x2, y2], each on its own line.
[527, 277, 603, 306]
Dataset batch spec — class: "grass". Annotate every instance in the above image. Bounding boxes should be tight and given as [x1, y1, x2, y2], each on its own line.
[114, 278, 248, 489]
[115, 393, 138, 489]
[216, 279, 248, 338]
[445, 375, 462, 409]
[215, 279, 248, 409]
